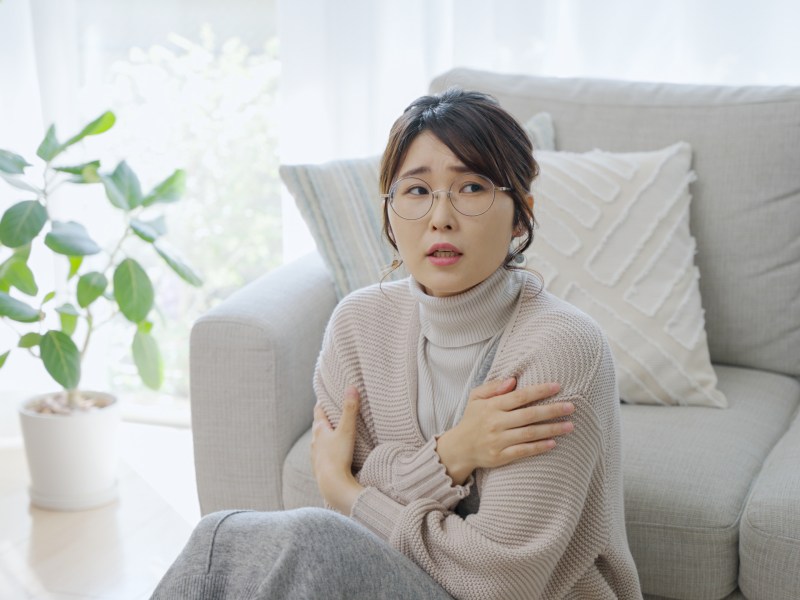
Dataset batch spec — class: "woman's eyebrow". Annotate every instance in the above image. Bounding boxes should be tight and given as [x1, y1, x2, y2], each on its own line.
[397, 164, 471, 179]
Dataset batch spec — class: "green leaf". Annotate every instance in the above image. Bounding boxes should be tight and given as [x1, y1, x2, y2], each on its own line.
[101, 161, 142, 210]
[42, 290, 56, 305]
[14, 244, 32, 261]
[58, 311, 78, 336]
[40, 330, 80, 389]
[0, 350, 8, 368]
[77, 272, 108, 308]
[68, 255, 83, 279]
[154, 241, 202, 287]
[36, 125, 63, 162]
[138, 320, 153, 334]
[0, 291, 41, 322]
[0, 200, 48, 247]
[56, 302, 79, 316]
[130, 218, 161, 243]
[132, 329, 163, 390]
[55, 161, 101, 184]
[0, 149, 30, 174]
[44, 221, 101, 256]
[56, 303, 80, 337]
[62, 112, 116, 148]
[18, 332, 42, 348]
[142, 169, 186, 206]
[113, 258, 154, 323]
[0, 171, 41, 195]
[0, 258, 38, 296]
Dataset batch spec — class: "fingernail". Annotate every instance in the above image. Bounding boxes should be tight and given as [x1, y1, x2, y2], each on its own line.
[563, 402, 575, 414]
[550, 383, 561, 393]
[504, 377, 516, 386]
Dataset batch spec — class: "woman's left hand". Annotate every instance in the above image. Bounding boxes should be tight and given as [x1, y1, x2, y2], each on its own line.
[311, 386, 365, 514]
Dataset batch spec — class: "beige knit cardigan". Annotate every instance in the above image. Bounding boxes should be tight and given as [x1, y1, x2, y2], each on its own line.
[314, 271, 642, 600]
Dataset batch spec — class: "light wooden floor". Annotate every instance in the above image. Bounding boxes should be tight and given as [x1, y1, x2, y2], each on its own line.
[1, 397, 199, 599]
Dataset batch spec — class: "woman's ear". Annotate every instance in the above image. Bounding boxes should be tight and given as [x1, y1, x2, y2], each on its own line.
[513, 193, 534, 237]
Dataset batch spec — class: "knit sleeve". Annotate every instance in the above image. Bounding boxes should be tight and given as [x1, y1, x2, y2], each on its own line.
[356, 438, 474, 509]
[351, 392, 608, 600]
[313, 304, 376, 473]
[317, 320, 472, 507]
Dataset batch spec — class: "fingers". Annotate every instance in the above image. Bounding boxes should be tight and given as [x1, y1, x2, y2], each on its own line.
[507, 420, 574, 446]
[470, 377, 517, 400]
[505, 399, 575, 427]
[312, 403, 331, 432]
[496, 382, 561, 411]
[313, 386, 361, 434]
[337, 386, 360, 436]
[501, 439, 558, 462]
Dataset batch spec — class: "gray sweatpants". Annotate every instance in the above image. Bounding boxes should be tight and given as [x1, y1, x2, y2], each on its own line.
[150, 507, 454, 599]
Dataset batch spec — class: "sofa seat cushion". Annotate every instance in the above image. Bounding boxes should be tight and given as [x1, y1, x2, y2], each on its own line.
[282, 426, 324, 510]
[739, 402, 800, 600]
[621, 365, 800, 599]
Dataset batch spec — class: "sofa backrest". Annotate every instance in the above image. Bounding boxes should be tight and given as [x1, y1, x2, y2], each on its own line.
[430, 68, 800, 378]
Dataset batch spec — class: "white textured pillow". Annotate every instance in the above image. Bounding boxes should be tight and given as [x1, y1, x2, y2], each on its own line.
[281, 113, 556, 299]
[526, 142, 726, 407]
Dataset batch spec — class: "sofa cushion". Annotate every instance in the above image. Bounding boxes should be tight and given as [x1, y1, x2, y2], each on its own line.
[528, 142, 723, 407]
[283, 427, 324, 509]
[431, 68, 800, 378]
[739, 401, 800, 600]
[621, 365, 800, 599]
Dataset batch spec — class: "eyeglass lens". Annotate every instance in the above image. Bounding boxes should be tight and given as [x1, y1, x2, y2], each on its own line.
[389, 173, 497, 219]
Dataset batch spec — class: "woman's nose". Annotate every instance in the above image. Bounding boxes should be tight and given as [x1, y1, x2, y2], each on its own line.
[428, 190, 456, 229]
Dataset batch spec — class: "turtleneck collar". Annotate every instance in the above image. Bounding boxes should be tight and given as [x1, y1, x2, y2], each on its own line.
[409, 267, 525, 348]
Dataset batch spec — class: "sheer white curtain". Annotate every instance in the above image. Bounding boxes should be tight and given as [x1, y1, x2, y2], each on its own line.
[0, 0, 84, 393]
[278, 0, 800, 162]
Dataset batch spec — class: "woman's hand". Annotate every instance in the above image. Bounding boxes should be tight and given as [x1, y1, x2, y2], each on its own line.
[436, 378, 574, 485]
[311, 386, 365, 514]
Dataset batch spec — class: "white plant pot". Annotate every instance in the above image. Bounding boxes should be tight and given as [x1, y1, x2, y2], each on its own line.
[19, 391, 120, 511]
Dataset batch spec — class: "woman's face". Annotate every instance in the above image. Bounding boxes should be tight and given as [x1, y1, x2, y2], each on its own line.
[388, 131, 520, 297]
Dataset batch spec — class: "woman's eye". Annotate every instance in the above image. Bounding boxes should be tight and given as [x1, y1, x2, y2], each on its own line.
[406, 185, 430, 197]
[460, 182, 485, 194]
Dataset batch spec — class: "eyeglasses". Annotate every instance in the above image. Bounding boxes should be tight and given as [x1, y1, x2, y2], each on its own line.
[381, 173, 511, 220]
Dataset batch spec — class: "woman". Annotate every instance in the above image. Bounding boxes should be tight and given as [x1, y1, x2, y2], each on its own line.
[152, 89, 642, 599]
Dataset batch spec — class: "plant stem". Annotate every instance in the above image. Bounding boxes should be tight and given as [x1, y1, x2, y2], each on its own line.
[81, 307, 94, 361]
[67, 388, 79, 410]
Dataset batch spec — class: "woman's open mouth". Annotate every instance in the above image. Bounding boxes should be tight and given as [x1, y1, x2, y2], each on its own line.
[426, 244, 462, 266]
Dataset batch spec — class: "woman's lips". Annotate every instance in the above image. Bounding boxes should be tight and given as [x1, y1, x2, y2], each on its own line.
[426, 244, 462, 266]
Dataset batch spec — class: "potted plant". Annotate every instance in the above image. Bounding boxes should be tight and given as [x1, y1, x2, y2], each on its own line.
[0, 112, 202, 510]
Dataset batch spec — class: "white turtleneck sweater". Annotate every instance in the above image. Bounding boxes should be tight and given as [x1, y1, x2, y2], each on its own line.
[412, 268, 524, 440]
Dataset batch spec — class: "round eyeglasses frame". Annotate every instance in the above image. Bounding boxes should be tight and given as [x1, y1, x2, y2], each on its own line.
[381, 173, 512, 220]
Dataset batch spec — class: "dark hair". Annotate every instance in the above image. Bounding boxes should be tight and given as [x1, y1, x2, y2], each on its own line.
[380, 87, 539, 268]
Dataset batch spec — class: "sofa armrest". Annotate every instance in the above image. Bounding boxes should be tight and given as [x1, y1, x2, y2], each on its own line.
[190, 252, 337, 514]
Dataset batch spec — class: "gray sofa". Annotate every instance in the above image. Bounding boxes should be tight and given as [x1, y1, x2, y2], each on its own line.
[190, 69, 800, 599]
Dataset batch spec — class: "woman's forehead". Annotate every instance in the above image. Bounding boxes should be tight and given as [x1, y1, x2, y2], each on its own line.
[397, 132, 467, 178]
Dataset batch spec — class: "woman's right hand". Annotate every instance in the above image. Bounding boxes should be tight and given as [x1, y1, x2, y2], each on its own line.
[435, 378, 575, 485]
